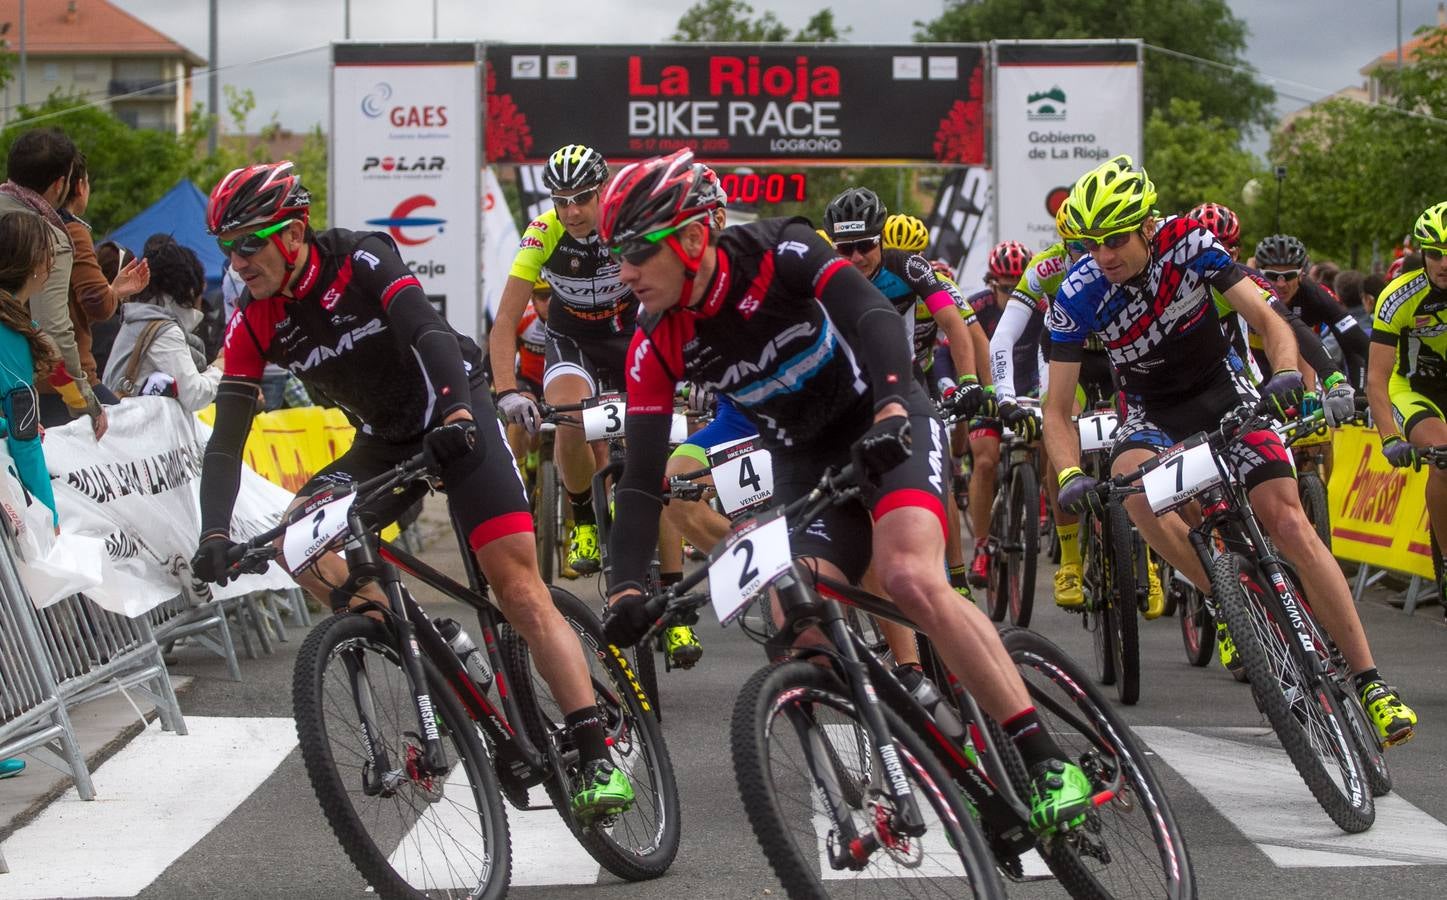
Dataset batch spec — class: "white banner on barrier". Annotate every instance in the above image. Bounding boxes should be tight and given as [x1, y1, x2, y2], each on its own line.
[4, 398, 296, 616]
[481, 166, 521, 323]
[993, 47, 1142, 253]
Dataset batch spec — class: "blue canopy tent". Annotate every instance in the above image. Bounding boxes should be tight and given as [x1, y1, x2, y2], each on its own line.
[105, 180, 226, 287]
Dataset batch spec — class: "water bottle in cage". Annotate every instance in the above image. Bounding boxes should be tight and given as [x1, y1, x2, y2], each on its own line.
[434, 617, 494, 693]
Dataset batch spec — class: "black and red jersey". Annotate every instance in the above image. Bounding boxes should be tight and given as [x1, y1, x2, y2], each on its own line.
[222, 228, 483, 442]
[625, 217, 905, 448]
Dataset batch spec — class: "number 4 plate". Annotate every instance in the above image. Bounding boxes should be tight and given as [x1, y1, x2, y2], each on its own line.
[708, 438, 774, 514]
[282, 492, 356, 572]
[1141, 437, 1222, 514]
[708, 507, 792, 626]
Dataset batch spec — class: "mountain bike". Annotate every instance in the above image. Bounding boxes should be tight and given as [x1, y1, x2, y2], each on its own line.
[1097, 401, 1388, 832]
[219, 448, 681, 897]
[633, 462, 1195, 899]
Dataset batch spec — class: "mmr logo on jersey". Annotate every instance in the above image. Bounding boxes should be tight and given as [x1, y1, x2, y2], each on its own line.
[294, 319, 388, 372]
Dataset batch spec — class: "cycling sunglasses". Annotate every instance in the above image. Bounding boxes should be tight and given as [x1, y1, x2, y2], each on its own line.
[1076, 228, 1138, 252]
[1261, 269, 1301, 282]
[217, 219, 295, 258]
[1423, 247, 1446, 261]
[551, 188, 598, 208]
[835, 236, 882, 257]
[609, 223, 686, 267]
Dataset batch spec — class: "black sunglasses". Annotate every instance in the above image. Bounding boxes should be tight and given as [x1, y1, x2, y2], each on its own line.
[1424, 247, 1445, 261]
[551, 188, 598, 208]
[1077, 230, 1136, 252]
[835, 236, 882, 257]
[217, 219, 294, 258]
[1262, 269, 1301, 282]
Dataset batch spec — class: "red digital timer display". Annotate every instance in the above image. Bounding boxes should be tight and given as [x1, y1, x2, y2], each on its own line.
[718, 172, 807, 204]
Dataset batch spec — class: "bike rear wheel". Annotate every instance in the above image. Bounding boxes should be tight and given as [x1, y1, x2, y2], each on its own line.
[999, 627, 1196, 899]
[536, 458, 559, 584]
[1172, 565, 1214, 668]
[731, 660, 1006, 900]
[1108, 502, 1141, 705]
[1007, 463, 1039, 628]
[1298, 470, 1331, 549]
[987, 481, 1010, 623]
[1210, 552, 1374, 832]
[293, 613, 511, 900]
[500, 586, 682, 880]
[1082, 507, 1116, 686]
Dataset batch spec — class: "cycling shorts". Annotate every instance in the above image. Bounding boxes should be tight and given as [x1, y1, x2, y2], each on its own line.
[298, 380, 530, 557]
[1111, 377, 1294, 492]
[1390, 371, 1446, 439]
[543, 328, 632, 395]
[773, 390, 947, 584]
[672, 396, 758, 467]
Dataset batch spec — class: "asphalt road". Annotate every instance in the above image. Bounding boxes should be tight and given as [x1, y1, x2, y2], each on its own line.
[9, 498, 1447, 900]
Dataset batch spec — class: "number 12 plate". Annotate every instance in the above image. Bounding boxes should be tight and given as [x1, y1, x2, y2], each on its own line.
[708, 507, 792, 626]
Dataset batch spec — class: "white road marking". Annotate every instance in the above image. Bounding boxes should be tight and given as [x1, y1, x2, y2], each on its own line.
[1137, 726, 1447, 867]
[0, 717, 297, 899]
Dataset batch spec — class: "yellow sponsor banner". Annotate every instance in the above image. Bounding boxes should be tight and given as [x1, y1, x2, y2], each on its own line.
[1327, 425, 1434, 580]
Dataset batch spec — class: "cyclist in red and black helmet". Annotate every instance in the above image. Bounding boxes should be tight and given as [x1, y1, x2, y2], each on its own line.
[194, 160, 637, 821]
[1187, 202, 1240, 252]
[598, 149, 1096, 833]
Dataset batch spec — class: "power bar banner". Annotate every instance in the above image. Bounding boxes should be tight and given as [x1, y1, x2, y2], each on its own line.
[2, 398, 295, 615]
[331, 43, 482, 343]
[992, 41, 1142, 253]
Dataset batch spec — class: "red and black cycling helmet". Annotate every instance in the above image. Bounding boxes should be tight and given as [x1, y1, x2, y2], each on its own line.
[207, 161, 310, 235]
[1187, 202, 1241, 250]
[987, 240, 1030, 283]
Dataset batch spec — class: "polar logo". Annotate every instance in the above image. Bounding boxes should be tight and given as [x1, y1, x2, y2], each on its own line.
[360, 83, 392, 119]
[833, 221, 867, 234]
[365, 195, 446, 247]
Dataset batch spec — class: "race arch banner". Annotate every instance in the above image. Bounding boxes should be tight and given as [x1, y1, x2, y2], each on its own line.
[991, 40, 1143, 253]
[331, 43, 482, 344]
[484, 44, 986, 164]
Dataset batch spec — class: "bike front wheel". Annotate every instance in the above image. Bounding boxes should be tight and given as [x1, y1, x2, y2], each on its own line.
[731, 660, 1006, 900]
[1108, 501, 1141, 705]
[293, 613, 511, 900]
[1007, 462, 1039, 628]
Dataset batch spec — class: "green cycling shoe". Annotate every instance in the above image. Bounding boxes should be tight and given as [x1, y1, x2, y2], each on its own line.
[664, 625, 703, 669]
[567, 523, 602, 575]
[1028, 758, 1094, 837]
[572, 758, 635, 824]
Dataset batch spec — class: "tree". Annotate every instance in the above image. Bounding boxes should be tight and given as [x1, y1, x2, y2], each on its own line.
[1143, 98, 1266, 237]
[671, 0, 847, 43]
[1268, 25, 1447, 266]
[915, 0, 1274, 137]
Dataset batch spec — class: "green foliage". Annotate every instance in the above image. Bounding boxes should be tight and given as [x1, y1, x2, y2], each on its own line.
[1269, 25, 1447, 266]
[916, 0, 1274, 137]
[1143, 98, 1267, 241]
[671, 0, 847, 42]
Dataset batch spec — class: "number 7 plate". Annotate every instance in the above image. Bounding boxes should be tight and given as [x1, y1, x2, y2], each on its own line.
[708, 507, 792, 626]
[1141, 437, 1222, 514]
[282, 492, 356, 572]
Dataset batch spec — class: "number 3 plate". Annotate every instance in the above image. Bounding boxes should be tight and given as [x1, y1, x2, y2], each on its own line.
[708, 507, 791, 625]
[582, 397, 627, 441]
[1141, 438, 1222, 514]
[282, 492, 356, 572]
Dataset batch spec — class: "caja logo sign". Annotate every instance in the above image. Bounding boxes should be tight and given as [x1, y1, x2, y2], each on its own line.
[366, 195, 447, 247]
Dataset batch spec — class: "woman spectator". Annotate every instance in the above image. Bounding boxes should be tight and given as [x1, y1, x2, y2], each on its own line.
[88, 240, 131, 375]
[36, 154, 149, 426]
[102, 236, 220, 412]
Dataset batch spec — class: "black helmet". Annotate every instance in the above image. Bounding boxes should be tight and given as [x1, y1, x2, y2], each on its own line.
[824, 188, 887, 241]
[1255, 234, 1308, 269]
[543, 144, 609, 192]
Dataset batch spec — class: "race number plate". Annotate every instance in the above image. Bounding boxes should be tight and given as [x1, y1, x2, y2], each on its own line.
[669, 413, 688, 445]
[1077, 412, 1120, 452]
[708, 438, 774, 514]
[282, 492, 356, 572]
[1142, 437, 1222, 514]
[708, 508, 791, 626]
[582, 395, 627, 440]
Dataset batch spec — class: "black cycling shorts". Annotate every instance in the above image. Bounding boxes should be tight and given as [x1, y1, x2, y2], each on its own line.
[543, 328, 632, 395]
[1111, 375, 1294, 492]
[772, 388, 948, 584]
[299, 379, 531, 554]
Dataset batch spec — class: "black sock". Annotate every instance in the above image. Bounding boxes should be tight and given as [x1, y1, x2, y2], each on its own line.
[947, 565, 969, 589]
[565, 705, 609, 764]
[1003, 707, 1062, 769]
[570, 488, 596, 525]
[1353, 667, 1381, 693]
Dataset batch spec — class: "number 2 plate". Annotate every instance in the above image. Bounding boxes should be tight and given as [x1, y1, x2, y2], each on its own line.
[708, 508, 791, 626]
[282, 492, 356, 572]
[708, 438, 774, 514]
[1077, 412, 1119, 452]
[1141, 439, 1222, 514]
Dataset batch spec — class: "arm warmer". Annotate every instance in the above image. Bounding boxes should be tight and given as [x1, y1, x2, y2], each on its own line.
[816, 262, 913, 412]
[606, 411, 675, 593]
[198, 378, 261, 538]
[989, 299, 1037, 404]
[385, 288, 474, 422]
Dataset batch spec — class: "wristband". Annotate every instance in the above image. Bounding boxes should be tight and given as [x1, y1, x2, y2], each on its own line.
[1058, 465, 1085, 489]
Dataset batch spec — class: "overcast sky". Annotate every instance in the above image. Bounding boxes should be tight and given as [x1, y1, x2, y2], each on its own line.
[108, 0, 1444, 150]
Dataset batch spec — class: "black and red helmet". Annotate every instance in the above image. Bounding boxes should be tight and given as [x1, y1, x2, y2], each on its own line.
[987, 240, 1031, 282]
[598, 149, 722, 250]
[1187, 202, 1241, 249]
[207, 161, 311, 235]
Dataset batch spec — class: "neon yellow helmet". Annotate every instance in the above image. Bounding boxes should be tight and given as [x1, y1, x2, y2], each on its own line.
[1061, 155, 1157, 238]
[882, 214, 930, 253]
[1054, 202, 1077, 240]
[1413, 201, 1447, 248]
[532, 277, 551, 293]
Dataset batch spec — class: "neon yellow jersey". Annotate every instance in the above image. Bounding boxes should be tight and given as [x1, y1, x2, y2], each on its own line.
[507, 208, 633, 317]
[1372, 268, 1447, 386]
[1012, 243, 1103, 352]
